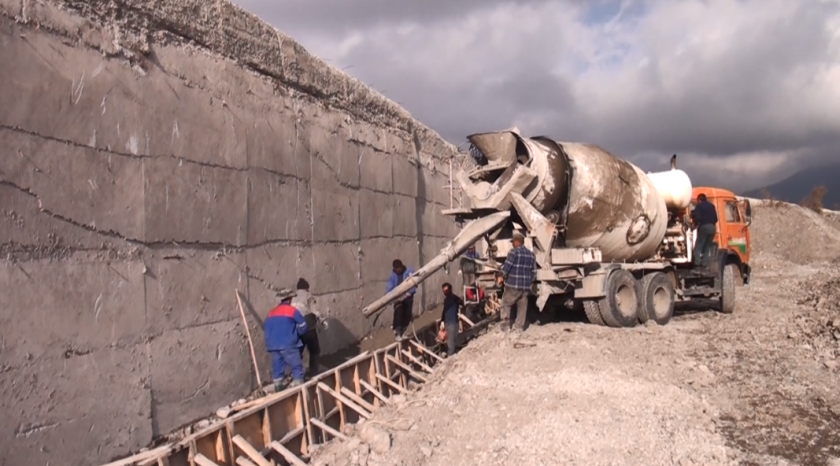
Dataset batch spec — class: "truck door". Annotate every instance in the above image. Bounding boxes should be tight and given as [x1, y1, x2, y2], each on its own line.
[721, 199, 748, 264]
[738, 199, 752, 264]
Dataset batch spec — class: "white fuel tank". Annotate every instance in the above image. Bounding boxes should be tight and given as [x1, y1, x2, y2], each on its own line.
[647, 169, 693, 210]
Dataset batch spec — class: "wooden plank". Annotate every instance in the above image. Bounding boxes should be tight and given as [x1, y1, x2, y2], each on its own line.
[401, 350, 434, 373]
[339, 387, 376, 413]
[458, 312, 476, 327]
[359, 379, 389, 404]
[409, 340, 444, 362]
[235, 290, 262, 388]
[386, 355, 428, 383]
[100, 445, 174, 466]
[300, 387, 314, 454]
[234, 457, 258, 466]
[269, 441, 307, 466]
[230, 436, 271, 466]
[193, 454, 219, 466]
[309, 418, 348, 441]
[375, 373, 406, 393]
[316, 382, 372, 419]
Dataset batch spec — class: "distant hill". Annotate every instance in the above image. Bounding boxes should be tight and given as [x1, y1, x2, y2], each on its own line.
[743, 163, 840, 210]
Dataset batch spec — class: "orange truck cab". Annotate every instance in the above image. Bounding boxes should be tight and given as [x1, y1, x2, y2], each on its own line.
[690, 187, 753, 285]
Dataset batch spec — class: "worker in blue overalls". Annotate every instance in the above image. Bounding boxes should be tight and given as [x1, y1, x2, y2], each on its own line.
[264, 289, 308, 391]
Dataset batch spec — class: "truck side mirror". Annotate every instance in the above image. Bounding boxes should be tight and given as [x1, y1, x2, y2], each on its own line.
[740, 199, 752, 225]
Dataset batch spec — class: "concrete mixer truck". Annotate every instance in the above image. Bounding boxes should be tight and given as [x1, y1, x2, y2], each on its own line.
[362, 128, 753, 328]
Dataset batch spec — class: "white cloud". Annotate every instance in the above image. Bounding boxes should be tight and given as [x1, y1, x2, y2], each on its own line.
[234, 0, 840, 191]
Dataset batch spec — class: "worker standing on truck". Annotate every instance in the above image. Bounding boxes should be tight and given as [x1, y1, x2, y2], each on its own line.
[292, 278, 325, 376]
[692, 193, 719, 269]
[387, 259, 416, 341]
[265, 290, 308, 391]
[498, 231, 536, 332]
[439, 282, 463, 356]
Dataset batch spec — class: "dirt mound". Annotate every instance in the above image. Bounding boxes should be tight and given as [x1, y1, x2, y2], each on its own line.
[749, 201, 840, 266]
[795, 274, 840, 363]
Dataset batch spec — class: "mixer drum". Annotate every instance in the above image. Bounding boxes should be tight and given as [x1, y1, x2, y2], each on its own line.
[538, 142, 668, 263]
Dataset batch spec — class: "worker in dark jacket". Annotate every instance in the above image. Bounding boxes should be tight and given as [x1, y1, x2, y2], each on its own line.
[440, 283, 463, 356]
[692, 193, 718, 268]
[265, 290, 308, 391]
[292, 278, 324, 376]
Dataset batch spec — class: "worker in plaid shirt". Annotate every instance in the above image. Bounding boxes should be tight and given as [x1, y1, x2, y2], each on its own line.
[498, 231, 536, 332]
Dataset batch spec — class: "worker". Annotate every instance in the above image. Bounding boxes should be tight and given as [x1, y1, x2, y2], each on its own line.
[692, 193, 718, 269]
[440, 282, 463, 356]
[265, 289, 308, 390]
[498, 231, 536, 332]
[292, 278, 324, 376]
[386, 259, 416, 341]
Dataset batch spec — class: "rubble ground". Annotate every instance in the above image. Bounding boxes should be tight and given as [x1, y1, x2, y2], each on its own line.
[310, 203, 840, 466]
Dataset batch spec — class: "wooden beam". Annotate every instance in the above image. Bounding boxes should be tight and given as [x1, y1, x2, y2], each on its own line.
[375, 373, 406, 393]
[235, 290, 262, 388]
[386, 355, 428, 383]
[309, 418, 348, 441]
[409, 340, 444, 362]
[359, 379, 389, 404]
[339, 386, 377, 413]
[316, 382, 372, 419]
[270, 441, 307, 466]
[401, 350, 434, 373]
[100, 445, 173, 466]
[458, 312, 476, 327]
[235, 457, 258, 466]
[193, 454, 220, 466]
[231, 435, 271, 466]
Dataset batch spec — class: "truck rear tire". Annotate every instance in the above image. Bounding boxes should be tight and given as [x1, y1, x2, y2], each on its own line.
[598, 269, 640, 328]
[583, 300, 606, 326]
[719, 264, 737, 314]
[638, 272, 675, 325]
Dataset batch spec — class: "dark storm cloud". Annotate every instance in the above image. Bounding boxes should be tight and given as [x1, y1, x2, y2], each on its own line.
[232, 0, 840, 190]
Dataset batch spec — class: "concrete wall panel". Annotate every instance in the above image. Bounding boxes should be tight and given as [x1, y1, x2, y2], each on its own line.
[360, 189, 394, 239]
[0, 346, 152, 466]
[247, 172, 309, 243]
[143, 158, 247, 244]
[149, 321, 252, 435]
[0, 260, 145, 368]
[311, 187, 360, 242]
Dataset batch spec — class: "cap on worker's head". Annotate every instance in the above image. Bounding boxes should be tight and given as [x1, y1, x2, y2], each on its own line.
[697, 193, 707, 201]
[392, 259, 404, 270]
[276, 289, 297, 301]
[296, 278, 310, 291]
[512, 231, 525, 241]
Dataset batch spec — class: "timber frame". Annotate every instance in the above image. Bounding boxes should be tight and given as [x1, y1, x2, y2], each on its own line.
[102, 312, 497, 466]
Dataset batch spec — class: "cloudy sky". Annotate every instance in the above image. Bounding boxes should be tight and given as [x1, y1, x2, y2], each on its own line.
[234, 0, 840, 191]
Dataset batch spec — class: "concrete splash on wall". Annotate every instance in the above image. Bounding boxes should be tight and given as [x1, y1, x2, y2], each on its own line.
[0, 1, 462, 464]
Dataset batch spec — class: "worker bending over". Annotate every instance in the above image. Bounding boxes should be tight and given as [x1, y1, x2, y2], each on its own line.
[440, 282, 463, 356]
[498, 231, 536, 332]
[387, 259, 417, 341]
[265, 289, 308, 390]
[692, 193, 718, 270]
[292, 278, 325, 376]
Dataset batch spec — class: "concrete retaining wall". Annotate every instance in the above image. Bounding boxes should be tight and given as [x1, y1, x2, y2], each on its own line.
[0, 1, 461, 464]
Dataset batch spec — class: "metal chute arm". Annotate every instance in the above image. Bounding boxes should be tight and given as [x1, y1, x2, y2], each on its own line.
[361, 211, 510, 318]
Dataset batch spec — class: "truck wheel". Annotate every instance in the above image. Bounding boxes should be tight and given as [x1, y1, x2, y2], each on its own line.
[583, 300, 606, 326]
[719, 264, 737, 314]
[598, 269, 640, 328]
[638, 272, 675, 325]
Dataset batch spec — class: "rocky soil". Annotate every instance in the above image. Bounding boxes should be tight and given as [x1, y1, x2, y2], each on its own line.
[309, 203, 840, 466]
